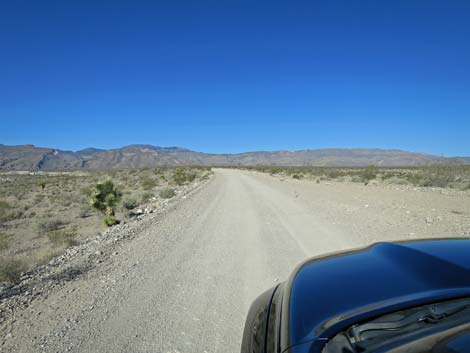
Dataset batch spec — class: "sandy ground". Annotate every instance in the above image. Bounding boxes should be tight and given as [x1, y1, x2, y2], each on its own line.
[1, 168, 469, 352]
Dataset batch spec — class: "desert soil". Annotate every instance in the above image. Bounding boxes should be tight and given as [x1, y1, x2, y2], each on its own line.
[1, 168, 469, 353]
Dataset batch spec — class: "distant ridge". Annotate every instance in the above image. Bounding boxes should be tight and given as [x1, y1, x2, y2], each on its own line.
[0, 144, 468, 170]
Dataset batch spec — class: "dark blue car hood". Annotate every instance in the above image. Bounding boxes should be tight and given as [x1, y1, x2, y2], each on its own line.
[286, 239, 470, 351]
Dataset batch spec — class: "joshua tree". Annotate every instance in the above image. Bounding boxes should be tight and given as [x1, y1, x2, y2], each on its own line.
[89, 179, 122, 225]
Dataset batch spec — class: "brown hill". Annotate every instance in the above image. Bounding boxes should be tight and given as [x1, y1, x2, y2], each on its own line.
[0, 144, 467, 170]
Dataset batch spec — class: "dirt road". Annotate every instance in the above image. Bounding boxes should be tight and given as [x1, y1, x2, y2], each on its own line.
[2, 169, 469, 352]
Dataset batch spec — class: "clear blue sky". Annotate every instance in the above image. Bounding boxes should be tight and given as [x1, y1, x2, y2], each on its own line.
[1, 1, 469, 156]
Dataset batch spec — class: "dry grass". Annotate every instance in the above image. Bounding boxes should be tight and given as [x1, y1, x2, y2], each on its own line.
[47, 226, 77, 247]
[35, 246, 68, 266]
[37, 218, 67, 234]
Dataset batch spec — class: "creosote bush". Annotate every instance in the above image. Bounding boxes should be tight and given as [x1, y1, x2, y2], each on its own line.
[362, 166, 378, 185]
[0, 258, 27, 284]
[172, 169, 197, 185]
[0, 200, 10, 211]
[141, 177, 158, 190]
[78, 205, 92, 218]
[141, 192, 153, 202]
[123, 198, 138, 210]
[159, 187, 176, 199]
[0, 233, 9, 251]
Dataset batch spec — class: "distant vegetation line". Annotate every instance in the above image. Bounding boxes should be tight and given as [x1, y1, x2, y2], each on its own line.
[243, 165, 470, 190]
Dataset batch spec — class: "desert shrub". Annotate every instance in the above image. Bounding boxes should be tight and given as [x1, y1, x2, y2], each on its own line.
[186, 171, 197, 182]
[78, 205, 92, 218]
[141, 193, 154, 202]
[123, 198, 138, 210]
[292, 174, 302, 180]
[47, 227, 77, 246]
[404, 172, 423, 185]
[159, 187, 176, 199]
[384, 176, 410, 185]
[141, 176, 158, 190]
[325, 169, 342, 179]
[34, 194, 44, 204]
[0, 209, 23, 223]
[103, 215, 118, 227]
[0, 233, 9, 251]
[172, 169, 196, 185]
[0, 200, 11, 222]
[61, 199, 73, 207]
[172, 169, 185, 185]
[268, 167, 283, 175]
[89, 179, 122, 216]
[37, 218, 66, 233]
[15, 209, 24, 219]
[380, 171, 399, 180]
[351, 175, 363, 183]
[416, 166, 456, 188]
[120, 174, 130, 183]
[0, 258, 26, 284]
[361, 166, 378, 184]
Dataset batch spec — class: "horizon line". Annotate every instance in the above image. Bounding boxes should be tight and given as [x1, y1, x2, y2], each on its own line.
[1, 143, 468, 158]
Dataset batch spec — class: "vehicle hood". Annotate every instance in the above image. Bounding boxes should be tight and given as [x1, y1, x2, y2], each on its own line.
[286, 239, 470, 350]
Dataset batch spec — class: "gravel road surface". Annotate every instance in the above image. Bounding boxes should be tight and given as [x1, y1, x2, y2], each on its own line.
[2, 169, 469, 353]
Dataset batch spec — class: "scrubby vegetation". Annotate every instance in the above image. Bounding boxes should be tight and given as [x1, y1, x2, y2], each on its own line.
[172, 168, 197, 185]
[0, 200, 24, 223]
[0, 167, 212, 284]
[0, 258, 26, 284]
[122, 197, 138, 210]
[159, 187, 176, 199]
[47, 226, 77, 247]
[244, 165, 470, 189]
[37, 218, 66, 233]
[0, 233, 10, 251]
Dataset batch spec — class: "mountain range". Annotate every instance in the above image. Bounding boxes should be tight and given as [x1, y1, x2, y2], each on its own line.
[0, 144, 469, 170]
